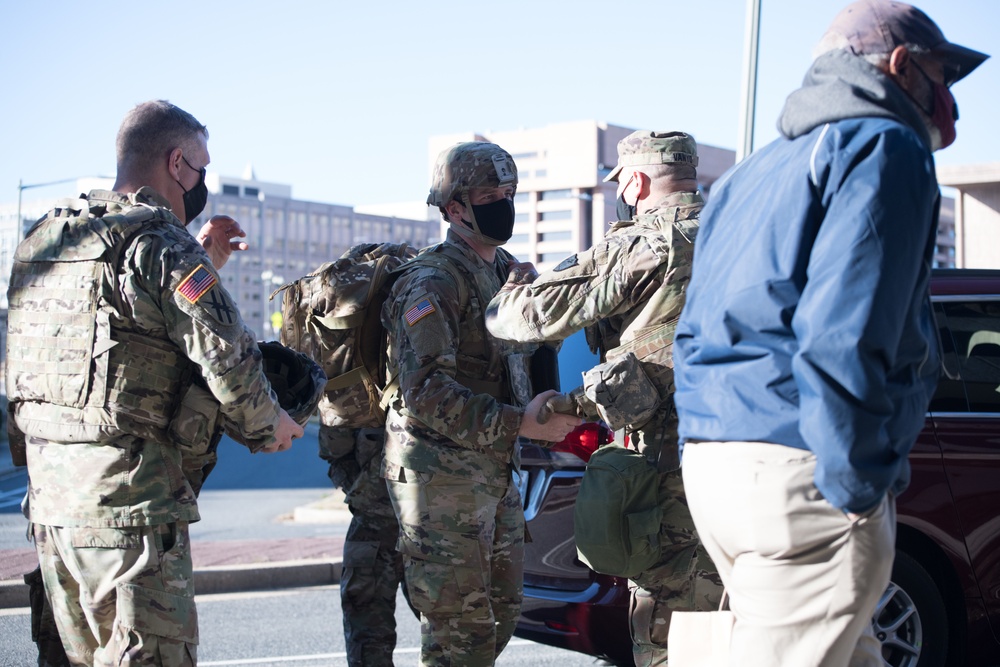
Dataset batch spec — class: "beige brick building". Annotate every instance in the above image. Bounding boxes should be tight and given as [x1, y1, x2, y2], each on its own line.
[0, 170, 438, 340]
[938, 163, 1000, 268]
[428, 121, 737, 270]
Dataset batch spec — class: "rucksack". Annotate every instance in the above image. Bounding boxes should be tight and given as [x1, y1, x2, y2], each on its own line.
[270, 242, 416, 429]
[270, 242, 469, 430]
[574, 444, 662, 578]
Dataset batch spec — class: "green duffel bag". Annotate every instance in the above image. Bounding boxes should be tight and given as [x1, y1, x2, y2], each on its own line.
[574, 444, 661, 579]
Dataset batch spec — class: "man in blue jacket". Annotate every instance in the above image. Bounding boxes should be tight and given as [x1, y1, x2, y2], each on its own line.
[673, 2, 987, 665]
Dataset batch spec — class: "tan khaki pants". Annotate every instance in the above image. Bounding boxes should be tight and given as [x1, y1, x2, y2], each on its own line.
[681, 442, 894, 667]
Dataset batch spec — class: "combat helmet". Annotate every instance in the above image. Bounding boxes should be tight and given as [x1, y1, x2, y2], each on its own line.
[222, 341, 326, 449]
[427, 141, 518, 246]
[257, 341, 327, 427]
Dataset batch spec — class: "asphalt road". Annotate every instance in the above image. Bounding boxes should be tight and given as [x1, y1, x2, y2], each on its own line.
[1, 585, 611, 667]
[0, 424, 613, 666]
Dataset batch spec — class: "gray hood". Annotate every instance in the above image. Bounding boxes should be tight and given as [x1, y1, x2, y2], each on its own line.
[778, 49, 931, 149]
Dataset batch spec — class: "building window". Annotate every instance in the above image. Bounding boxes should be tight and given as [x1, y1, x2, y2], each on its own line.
[222, 184, 239, 196]
[244, 187, 259, 198]
[535, 169, 547, 178]
[539, 189, 572, 200]
[514, 213, 529, 223]
[540, 210, 572, 222]
[512, 151, 538, 160]
[509, 233, 529, 245]
[514, 192, 530, 204]
[539, 253, 569, 265]
[539, 231, 572, 242]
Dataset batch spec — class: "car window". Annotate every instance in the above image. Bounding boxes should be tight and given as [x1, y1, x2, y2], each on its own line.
[930, 301, 968, 412]
[939, 300, 1000, 413]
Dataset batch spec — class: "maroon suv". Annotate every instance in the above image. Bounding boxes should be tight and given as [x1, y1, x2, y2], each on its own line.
[514, 268, 1000, 667]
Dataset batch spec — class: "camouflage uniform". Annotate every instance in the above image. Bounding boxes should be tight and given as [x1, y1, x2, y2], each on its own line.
[381, 227, 529, 667]
[319, 426, 406, 667]
[487, 132, 724, 666]
[7, 188, 283, 666]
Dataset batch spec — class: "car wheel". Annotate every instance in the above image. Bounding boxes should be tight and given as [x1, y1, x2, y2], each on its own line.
[872, 551, 949, 667]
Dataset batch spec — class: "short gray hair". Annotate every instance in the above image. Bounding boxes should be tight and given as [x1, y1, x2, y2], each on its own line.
[812, 31, 928, 66]
[115, 100, 208, 179]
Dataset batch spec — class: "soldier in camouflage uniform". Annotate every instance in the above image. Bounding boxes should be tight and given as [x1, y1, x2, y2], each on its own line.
[381, 141, 580, 666]
[23, 377, 224, 667]
[486, 131, 724, 667]
[319, 426, 408, 667]
[6, 100, 304, 666]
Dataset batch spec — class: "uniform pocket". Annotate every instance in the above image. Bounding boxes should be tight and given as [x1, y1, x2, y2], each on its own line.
[168, 384, 220, 453]
[115, 582, 198, 645]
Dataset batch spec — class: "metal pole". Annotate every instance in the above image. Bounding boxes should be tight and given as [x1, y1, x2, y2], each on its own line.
[16, 179, 23, 245]
[736, 0, 762, 163]
[13, 176, 95, 245]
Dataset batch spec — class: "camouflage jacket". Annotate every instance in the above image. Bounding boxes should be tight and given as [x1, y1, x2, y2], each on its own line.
[10, 188, 282, 527]
[486, 191, 702, 459]
[381, 230, 526, 485]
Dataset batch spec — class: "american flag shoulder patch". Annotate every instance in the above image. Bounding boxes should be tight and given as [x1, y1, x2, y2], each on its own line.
[404, 298, 436, 326]
[177, 264, 218, 304]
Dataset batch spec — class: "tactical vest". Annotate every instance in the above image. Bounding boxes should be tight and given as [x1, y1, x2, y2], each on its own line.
[7, 197, 188, 443]
[587, 206, 701, 399]
[394, 242, 520, 406]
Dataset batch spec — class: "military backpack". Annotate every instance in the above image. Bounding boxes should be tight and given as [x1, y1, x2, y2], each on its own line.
[270, 242, 470, 430]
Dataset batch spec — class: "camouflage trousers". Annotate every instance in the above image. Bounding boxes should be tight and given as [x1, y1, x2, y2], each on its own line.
[387, 467, 524, 667]
[628, 469, 724, 667]
[341, 501, 407, 666]
[24, 566, 71, 666]
[33, 522, 197, 666]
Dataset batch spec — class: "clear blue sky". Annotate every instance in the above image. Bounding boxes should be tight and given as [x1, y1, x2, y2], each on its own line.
[1, 0, 996, 209]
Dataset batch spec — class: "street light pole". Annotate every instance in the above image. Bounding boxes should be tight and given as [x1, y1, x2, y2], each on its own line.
[736, 0, 762, 163]
[16, 179, 23, 244]
[15, 176, 87, 244]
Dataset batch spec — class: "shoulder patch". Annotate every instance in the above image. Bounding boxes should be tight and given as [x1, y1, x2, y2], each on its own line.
[177, 264, 217, 303]
[553, 255, 579, 272]
[404, 298, 436, 326]
[200, 286, 237, 326]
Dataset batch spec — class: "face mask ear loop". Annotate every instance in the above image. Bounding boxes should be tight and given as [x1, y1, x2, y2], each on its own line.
[459, 190, 493, 244]
[461, 190, 480, 235]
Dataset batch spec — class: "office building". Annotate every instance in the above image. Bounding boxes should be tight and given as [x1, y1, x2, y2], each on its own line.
[428, 120, 736, 270]
[939, 163, 1000, 268]
[0, 168, 439, 340]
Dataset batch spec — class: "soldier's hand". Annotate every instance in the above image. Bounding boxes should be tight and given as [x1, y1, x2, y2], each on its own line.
[262, 409, 303, 453]
[519, 390, 581, 442]
[503, 260, 539, 289]
[197, 215, 249, 270]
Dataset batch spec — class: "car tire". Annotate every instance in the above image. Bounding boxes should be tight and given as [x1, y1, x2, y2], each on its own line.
[873, 550, 949, 667]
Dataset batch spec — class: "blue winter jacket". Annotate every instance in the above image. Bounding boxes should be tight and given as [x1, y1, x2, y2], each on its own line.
[674, 51, 942, 513]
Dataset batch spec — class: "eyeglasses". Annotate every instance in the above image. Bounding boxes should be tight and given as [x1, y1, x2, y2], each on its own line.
[912, 60, 959, 121]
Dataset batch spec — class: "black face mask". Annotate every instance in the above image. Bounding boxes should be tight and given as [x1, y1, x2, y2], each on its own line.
[616, 192, 636, 221]
[177, 156, 208, 224]
[464, 197, 516, 244]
